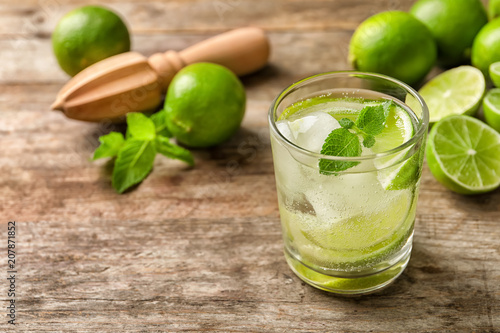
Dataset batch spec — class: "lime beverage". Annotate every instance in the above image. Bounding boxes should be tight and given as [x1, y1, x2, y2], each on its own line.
[269, 72, 429, 295]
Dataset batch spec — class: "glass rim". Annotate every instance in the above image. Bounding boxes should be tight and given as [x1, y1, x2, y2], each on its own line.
[268, 70, 429, 162]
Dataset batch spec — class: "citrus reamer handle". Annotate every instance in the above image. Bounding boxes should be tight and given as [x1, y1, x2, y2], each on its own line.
[51, 27, 270, 122]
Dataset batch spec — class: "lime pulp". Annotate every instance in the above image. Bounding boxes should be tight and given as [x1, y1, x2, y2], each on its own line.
[489, 62, 500, 88]
[426, 115, 500, 194]
[416, 66, 485, 123]
[483, 88, 500, 132]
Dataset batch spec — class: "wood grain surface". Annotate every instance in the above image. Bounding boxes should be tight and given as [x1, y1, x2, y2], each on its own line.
[0, 0, 499, 332]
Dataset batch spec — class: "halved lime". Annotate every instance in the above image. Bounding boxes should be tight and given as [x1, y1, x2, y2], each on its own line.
[489, 62, 500, 88]
[418, 66, 486, 123]
[426, 115, 500, 194]
[483, 88, 500, 132]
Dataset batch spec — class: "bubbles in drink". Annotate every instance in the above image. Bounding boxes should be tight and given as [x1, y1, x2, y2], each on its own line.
[270, 90, 420, 273]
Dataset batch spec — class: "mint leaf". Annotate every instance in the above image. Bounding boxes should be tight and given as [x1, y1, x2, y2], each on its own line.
[319, 128, 362, 174]
[126, 113, 156, 140]
[339, 118, 355, 129]
[156, 136, 194, 166]
[150, 110, 172, 138]
[112, 139, 156, 193]
[363, 134, 375, 148]
[93, 132, 125, 160]
[355, 101, 392, 136]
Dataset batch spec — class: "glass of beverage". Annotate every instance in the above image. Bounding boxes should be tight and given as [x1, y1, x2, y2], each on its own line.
[269, 71, 429, 295]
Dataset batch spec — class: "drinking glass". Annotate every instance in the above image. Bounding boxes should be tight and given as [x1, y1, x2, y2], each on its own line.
[268, 71, 429, 295]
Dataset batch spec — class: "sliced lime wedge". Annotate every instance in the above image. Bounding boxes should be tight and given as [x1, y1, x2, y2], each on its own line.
[377, 147, 424, 191]
[426, 115, 500, 194]
[283, 189, 413, 267]
[371, 102, 414, 155]
[371, 103, 419, 190]
[489, 62, 500, 88]
[302, 189, 411, 250]
[418, 66, 486, 123]
[483, 88, 500, 132]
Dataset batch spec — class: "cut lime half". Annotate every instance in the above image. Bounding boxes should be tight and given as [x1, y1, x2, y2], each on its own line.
[483, 88, 500, 132]
[489, 62, 500, 88]
[418, 66, 486, 123]
[426, 115, 500, 194]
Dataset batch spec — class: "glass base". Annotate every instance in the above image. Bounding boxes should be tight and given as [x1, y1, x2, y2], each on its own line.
[284, 246, 411, 296]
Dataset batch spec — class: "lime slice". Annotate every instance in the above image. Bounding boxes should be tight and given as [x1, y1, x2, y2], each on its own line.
[426, 115, 500, 194]
[418, 66, 486, 123]
[282, 189, 414, 267]
[483, 88, 500, 132]
[377, 147, 424, 191]
[489, 62, 500, 88]
[371, 103, 420, 190]
[303, 190, 411, 250]
[371, 103, 414, 154]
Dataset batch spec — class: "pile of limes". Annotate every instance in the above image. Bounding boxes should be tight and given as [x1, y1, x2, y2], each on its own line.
[350, 0, 500, 195]
[349, 0, 489, 86]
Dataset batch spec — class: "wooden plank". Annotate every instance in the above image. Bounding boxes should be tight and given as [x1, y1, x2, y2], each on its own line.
[1, 81, 500, 331]
[5, 202, 500, 331]
[0, 0, 499, 331]
[0, 31, 353, 84]
[0, 0, 412, 38]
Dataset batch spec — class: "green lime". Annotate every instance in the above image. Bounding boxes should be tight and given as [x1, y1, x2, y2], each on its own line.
[417, 66, 485, 123]
[302, 190, 412, 252]
[482, 88, 500, 132]
[489, 0, 500, 20]
[373, 103, 424, 191]
[410, 0, 487, 67]
[426, 115, 500, 194]
[371, 103, 414, 154]
[349, 11, 437, 86]
[281, 190, 414, 267]
[164, 63, 246, 148]
[52, 6, 130, 77]
[489, 62, 500, 87]
[472, 18, 500, 79]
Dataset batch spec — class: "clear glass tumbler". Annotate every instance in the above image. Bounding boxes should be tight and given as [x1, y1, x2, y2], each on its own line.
[269, 72, 429, 295]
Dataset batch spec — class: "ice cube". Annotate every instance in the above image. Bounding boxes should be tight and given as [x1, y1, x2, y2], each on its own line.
[288, 111, 341, 153]
[271, 131, 307, 199]
[304, 171, 383, 224]
[276, 121, 294, 142]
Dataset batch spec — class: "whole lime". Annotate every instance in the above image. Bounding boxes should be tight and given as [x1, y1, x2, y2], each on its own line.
[52, 6, 130, 77]
[410, 0, 487, 67]
[164, 63, 246, 148]
[349, 11, 437, 86]
[472, 18, 500, 79]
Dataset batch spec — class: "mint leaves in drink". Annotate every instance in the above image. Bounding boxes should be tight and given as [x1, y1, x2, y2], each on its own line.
[319, 128, 362, 174]
[319, 101, 392, 174]
[93, 111, 194, 193]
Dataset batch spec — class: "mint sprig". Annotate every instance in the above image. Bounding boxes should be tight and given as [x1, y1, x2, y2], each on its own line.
[93, 132, 125, 160]
[319, 128, 362, 174]
[319, 101, 392, 174]
[112, 139, 156, 193]
[93, 110, 194, 193]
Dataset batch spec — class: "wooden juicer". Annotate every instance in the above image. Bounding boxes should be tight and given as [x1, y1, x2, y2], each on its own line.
[51, 27, 270, 122]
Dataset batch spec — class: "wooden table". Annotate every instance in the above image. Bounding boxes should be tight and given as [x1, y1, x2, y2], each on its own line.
[1, 0, 499, 331]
